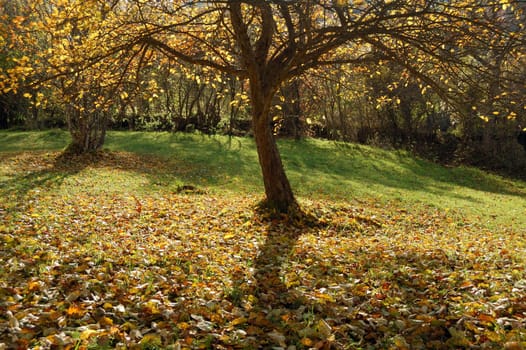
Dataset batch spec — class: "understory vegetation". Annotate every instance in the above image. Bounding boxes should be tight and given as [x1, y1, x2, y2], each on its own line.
[0, 131, 525, 349]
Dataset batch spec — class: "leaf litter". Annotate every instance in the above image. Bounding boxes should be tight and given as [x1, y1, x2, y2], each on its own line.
[0, 152, 525, 349]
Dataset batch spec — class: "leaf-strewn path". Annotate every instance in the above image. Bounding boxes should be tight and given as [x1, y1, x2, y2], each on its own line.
[1, 152, 525, 349]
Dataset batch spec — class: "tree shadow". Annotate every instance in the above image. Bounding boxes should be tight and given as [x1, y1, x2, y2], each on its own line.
[229, 209, 337, 348]
[0, 152, 86, 213]
[0, 150, 194, 216]
[228, 205, 524, 349]
[252, 216, 304, 307]
[105, 131, 262, 191]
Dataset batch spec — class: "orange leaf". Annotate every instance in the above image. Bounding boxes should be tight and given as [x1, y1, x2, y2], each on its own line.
[478, 314, 495, 323]
[66, 304, 85, 318]
[28, 281, 41, 292]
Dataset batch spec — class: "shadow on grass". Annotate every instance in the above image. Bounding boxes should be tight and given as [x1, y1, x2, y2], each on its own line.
[0, 129, 69, 152]
[106, 132, 500, 203]
[106, 132, 526, 203]
[0, 152, 85, 213]
[279, 139, 526, 200]
[0, 150, 204, 216]
[4, 130, 524, 202]
[105, 131, 263, 191]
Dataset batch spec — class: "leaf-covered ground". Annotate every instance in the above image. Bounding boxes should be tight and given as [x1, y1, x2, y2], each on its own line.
[1, 151, 525, 349]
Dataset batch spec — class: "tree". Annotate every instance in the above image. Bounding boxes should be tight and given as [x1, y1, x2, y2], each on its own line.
[0, 0, 35, 129]
[4, 0, 525, 212]
[139, 0, 525, 212]
[1, 0, 148, 152]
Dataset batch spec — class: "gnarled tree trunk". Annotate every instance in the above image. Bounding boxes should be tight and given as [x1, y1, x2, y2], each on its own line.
[66, 106, 107, 154]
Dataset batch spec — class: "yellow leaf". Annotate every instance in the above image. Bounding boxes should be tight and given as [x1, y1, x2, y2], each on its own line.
[315, 292, 335, 303]
[66, 304, 85, 318]
[484, 330, 501, 342]
[393, 335, 410, 349]
[28, 281, 41, 292]
[140, 334, 162, 346]
[301, 337, 314, 346]
[177, 322, 190, 330]
[230, 317, 247, 326]
[80, 329, 98, 340]
[99, 316, 113, 326]
[122, 321, 137, 330]
[144, 300, 160, 315]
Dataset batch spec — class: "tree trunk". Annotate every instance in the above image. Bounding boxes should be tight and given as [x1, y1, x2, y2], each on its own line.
[251, 87, 297, 213]
[280, 79, 304, 139]
[228, 1, 297, 213]
[66, 107, 107, 154]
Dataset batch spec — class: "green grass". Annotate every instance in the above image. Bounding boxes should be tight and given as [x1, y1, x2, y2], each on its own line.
[1, 129, 525, 349]
[105, 131, 263, 194]
[0, 129, 70, 152]
[1, 129, 525, 229]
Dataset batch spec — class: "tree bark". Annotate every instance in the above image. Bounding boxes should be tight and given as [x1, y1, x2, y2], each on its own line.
[66, 107, 107, 154]
[250, 84, 297, 213]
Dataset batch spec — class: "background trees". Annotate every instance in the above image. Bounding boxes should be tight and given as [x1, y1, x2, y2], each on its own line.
[2, 0, 525, 211]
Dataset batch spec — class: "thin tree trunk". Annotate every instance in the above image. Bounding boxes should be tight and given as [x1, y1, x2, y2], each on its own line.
[280, 79, 303, 139]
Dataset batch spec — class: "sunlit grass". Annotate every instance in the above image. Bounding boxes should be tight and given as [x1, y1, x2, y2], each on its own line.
[1, 129, 525, 230]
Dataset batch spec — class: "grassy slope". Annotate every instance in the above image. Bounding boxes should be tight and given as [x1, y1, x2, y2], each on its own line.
[2, 130, 524, 229]
[1, 130, 525, 349]
[111, 132, 526, 230]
